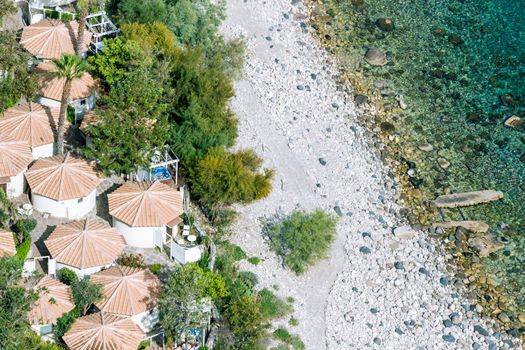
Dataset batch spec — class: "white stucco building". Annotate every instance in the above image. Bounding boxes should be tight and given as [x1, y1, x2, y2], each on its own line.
[0, 102, 61, 159]
[0, 135, 33, 198]
[25, 153, 104, 219]
[91, 265, 162, 332]
[44, 218, 126, 278]
[36, 62, 97, 121]
[108, 181, 184, 249]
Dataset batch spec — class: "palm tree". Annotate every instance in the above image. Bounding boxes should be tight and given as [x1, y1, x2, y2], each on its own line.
[75, 0, 89, 57]
[51, 54, 89, 154]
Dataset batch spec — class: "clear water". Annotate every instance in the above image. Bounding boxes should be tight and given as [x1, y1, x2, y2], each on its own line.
[310, 0, 525, 330]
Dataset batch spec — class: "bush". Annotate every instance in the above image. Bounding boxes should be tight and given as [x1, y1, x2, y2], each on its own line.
[58, 268, 78, 286]
[225, 295, 268, 343]
[53, 309, 80, 341]
[15, 235, 31, 262]
[288, 317, 299, 327]
[116, 253, 145, 268]
[12, 218, 36, 244]
[217, 241, 247, 262]
[148, 263, 162, 275]
[247, 256, 261, 265]
[265, 209, 337, 274]
[137, 340, 151, 350]
[258, 289, 292, 320]
[273, 328, 304, 350]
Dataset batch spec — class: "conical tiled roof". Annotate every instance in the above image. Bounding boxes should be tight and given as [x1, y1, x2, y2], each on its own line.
[28, 276, 75, 325]
[0, 134, 32, 178]
[20, 19, 92, 59]
[45, 219, 126, 269]
[91, 266, 162, 316]
[0, 102, 60, 148]
[63, 312, 145, 350]
[108, 181, 184, 227]
[25, 153, 103, 201]
[37, 61, 97, 101]
[0, 229, 16, 257]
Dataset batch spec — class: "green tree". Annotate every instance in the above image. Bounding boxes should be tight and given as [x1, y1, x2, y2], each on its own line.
[117, 0, 170, 26]
[0, 189, 14, 229]
[50, 55, 89, 154]
[53, 309, 80, 341]
[89, 37, 134, 84]
[190, 147, 273, 218]
[224, 295, 268, 344]
[71, 278, 102, 315]
[159, 263, 228, 341]
[83, 67, 170, 174]
[265, 209, 338, 274]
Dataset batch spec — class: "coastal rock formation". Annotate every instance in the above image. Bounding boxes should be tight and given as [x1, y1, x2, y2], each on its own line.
[433, 220, 489, 233]
[364, 48, 388, 66]
[431, 190, 504, 208]
[467, 233, 505, 257]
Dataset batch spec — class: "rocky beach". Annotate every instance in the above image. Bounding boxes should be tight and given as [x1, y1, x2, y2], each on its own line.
[220, 0, 523, 349]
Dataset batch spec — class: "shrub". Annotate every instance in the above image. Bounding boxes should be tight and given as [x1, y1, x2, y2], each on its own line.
[217, 241, 247, 262]
[15, 235, 31, 262]
[225, 294, 269, 343]
[265, 209, 337, 274]
[53, 309, 80, 341]
[288, 317, 299, 327]
[116, 253, 145, 268]
[71, 279, 103, 315]
[57, 268, 78, 286]
[137, 340, 151, 350]
[258, 289, 292, 320]
[273, 328, 304, 350]
[247, 256, 261, 265]
[148, 263, 162, 275]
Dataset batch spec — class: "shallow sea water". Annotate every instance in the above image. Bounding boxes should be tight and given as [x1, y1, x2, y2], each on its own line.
[309, 0, 525, 329]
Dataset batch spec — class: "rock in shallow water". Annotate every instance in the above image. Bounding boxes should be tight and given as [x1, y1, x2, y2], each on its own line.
[376, 18, 395, 31]
[364, 47, 388, 66]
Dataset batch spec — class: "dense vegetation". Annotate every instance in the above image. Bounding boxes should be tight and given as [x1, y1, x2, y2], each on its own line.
[265, 209, 338, 274]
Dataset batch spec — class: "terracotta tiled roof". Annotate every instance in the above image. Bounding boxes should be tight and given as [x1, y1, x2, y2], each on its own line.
[25, 153, 103, 201]
[28, 276, 75, 325]
[0, 102, 60, 148]
[108, 181, 184, 227]
[63, 312, 145, 350]
[0, 229, 16, 257]
[45, 219, 126, 269]
[20, 19, 92, 59]
[37, 61, 97, 101]
[91, 266, 162, 316]
[0, 134, 32, 178]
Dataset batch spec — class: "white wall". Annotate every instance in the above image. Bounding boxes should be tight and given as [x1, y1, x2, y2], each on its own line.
[113, 219, 165, 248]
[6, 170, 26, 198]
[31, 324, 53, 335]
[131, 307, 159, 333]
[38, 94, 96, 121]
[37, 96, 61, 109]
[32, 143, 55, 159]
[31, 189, 96, 220]
[56, 262, 112, 278]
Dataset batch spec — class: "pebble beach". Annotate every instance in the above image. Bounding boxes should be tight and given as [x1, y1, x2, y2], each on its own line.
[220, 0, 522, 349]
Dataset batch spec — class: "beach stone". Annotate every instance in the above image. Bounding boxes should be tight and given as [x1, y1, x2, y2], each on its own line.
[318, 158, 327, 165]
[437, 157, 450, 170]
[473, 325, 489, 337]
[442, 334, 455, 342]
[395, 327, 404, 335]
[440, 277, 449, 286]
[359, 246, 371, 254]
[394, 261, 404, 270]
[498, 313, 510, 323]
[364, 47, 388, 66]
[451, 315, 461, 325]
[443, 319, 452, 328]
[409, 178, 423, 187]
[418, 267, 430, 276]
[504, 115, 523, 129]
[373, 337, 381, 345]
[418, 143, 434, 152]
[333, 206, 343, 216]
[393, 225, 416, 239]
[354, 94, 369, 105]
[376, 18, 395, 31]
[472, 343, 481, 350]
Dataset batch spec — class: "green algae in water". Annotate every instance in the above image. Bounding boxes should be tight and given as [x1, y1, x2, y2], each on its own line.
[311, 0, 525, 325]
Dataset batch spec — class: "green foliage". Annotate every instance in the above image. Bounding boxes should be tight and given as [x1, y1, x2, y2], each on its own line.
[51, 54, 89, 81]
[225, 295, 269, 343]
[71, 279, 103, 315]
[247, 256, 261, 265]
[273, 328, 304, 350]
[148, 263, 162, 275]
[0, 189, 14, 229]
[137, 339, 151, 350]
[190, 147, 274, 218]
[115, 253, 145, 268]
[12, 217, 36, 244]
[14, 236, 31, 262]
[89, 37, 134, 84]
[159, 263, 228, 341]
[217, 241, 247, 262]
[288, 317, 299, 327]
[117, 0, 170, 27]
[57, 267, 78, 286]
[53, 309, 80, 341]
[83, 67, 170, 174]
[265, 209, 337, 274]
[258, 288, 292, 320]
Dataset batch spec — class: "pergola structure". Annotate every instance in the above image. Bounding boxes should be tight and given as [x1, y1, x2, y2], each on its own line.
[85, 11, 119, 53]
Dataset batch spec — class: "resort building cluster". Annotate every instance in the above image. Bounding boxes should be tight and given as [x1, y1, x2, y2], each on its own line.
[0, 1, 205, 348]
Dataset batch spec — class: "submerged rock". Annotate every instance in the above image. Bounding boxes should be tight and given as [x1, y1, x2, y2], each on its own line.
[504, 115, 524, 130]
[433, 221, 490, 233]
[448, 34, 462, 45]
[431, 190, 504, 208]
[364, 48, 388, 66]
[376, 18, 395, 31]
[499, 94, 515, 106]
[437, 157, 450, 170]
[468, 233, 504, 257]
[418, 143, 434, 152]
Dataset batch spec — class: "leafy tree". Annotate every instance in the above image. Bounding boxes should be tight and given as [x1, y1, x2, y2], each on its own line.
[0, 0, 37, 112]
[71, 278, 102, 315]
[224, 295, 269, 344]
[88, 37, 135, 84]
[265, 209, 338, 274]
[50, 55, 89, 154]
[53, 309, 80, 341]
[159, 263, 228, 341]
[83, 67, 169, 174]
[57, 267, 78, 286]
[117, 0, 170, 27]
[190, 147, 273, 218]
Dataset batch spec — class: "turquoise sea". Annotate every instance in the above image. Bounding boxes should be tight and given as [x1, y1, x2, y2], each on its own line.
[310, 0, 525, 332]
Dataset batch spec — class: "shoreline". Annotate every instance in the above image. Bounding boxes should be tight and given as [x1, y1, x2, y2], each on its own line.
[221, 0, 521, 349]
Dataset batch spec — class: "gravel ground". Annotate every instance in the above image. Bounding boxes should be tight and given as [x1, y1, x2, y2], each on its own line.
[220, 1, 521, 349]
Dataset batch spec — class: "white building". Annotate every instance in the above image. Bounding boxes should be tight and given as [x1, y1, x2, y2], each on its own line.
[28, 276, 75, 338]
[91, 265, 162, 332]
[108, 181, 184, 249]
[0, 102, 61, 159]
[0, 135, 33, 198]
[36, 62, 97, 121]
[44, 218, 126, 277]
[25, 153, 104, 219]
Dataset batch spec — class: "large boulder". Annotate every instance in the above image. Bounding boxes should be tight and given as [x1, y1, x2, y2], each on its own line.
[467, 233, 504, 257]
[431, 190, 503, 208]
